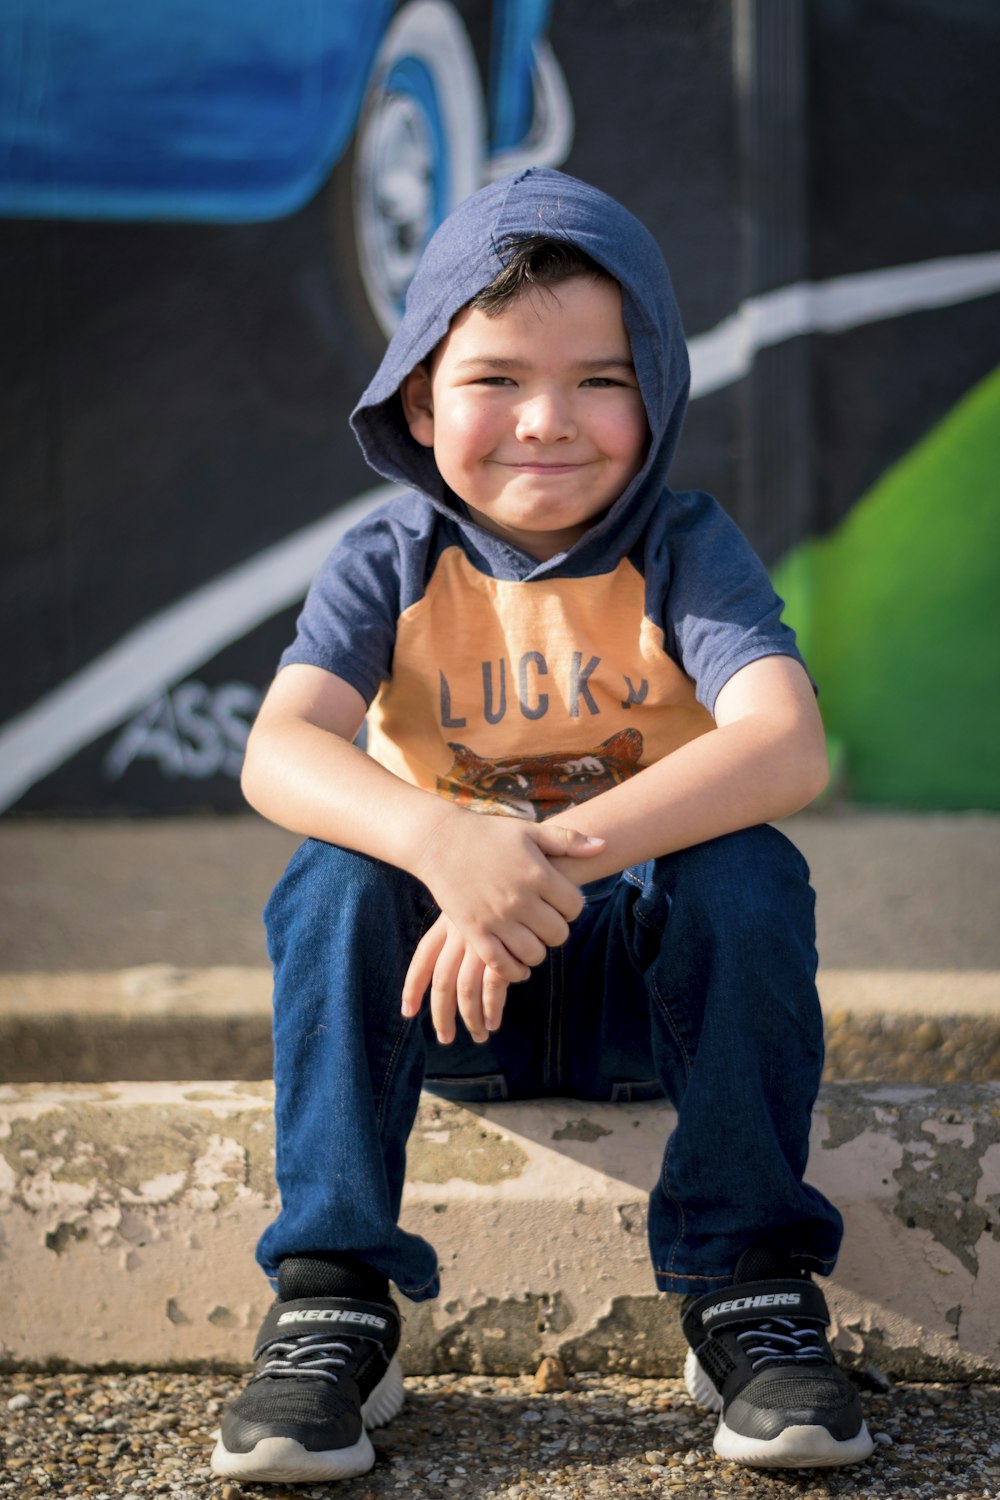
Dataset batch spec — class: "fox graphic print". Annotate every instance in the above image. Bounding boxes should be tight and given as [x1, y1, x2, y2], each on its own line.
[435, 728, 644, 820]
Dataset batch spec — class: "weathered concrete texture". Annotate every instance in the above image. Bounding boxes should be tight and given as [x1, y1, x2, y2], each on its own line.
[2, 1082, 998, 1378]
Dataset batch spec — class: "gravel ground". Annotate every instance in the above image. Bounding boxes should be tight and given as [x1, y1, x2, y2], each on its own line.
[4, 1369, 1000, 1500]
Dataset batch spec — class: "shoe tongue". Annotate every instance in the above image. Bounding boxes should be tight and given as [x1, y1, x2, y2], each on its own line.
[732, 1246, 803, 1284]
[277, 1254, 389, 1302]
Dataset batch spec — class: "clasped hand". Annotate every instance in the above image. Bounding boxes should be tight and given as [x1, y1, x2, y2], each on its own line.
[404, 815, 605, 1044]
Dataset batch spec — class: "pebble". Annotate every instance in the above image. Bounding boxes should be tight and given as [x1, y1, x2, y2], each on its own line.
[534, 1356, 568, 1393]
[2, 1370, 1000, 1497]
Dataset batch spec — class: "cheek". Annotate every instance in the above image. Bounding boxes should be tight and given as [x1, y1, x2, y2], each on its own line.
[433, 402, 502, 466]
[601, 402, 650, 470]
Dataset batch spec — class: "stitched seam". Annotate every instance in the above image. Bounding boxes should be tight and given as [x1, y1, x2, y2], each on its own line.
[556, 944, 564, 1090]
[655, 1268, 732, 1283]
[655, 1256, 838, 1282]
[544, 951, 555, 1091]
[631, 897, 693, 1078]
[375, 899, 437, 1126]
[650, 972, 693, 1076]
[798, 1251, 838, 1271]
[632, 893, 691, 1280]
[661, 1129, 687, 1280]
[396, 1267, 441, 1297]
[375, 1016, 410, 1129]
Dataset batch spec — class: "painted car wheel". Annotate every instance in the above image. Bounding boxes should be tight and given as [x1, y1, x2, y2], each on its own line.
[352, 0, 486, 337]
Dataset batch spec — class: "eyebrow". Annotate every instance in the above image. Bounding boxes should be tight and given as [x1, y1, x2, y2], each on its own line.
[452, 355, 636, 372]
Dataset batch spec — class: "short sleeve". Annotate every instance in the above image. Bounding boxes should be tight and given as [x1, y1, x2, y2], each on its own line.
[278, 508, 403, 706]
[658, 491, 808, 713]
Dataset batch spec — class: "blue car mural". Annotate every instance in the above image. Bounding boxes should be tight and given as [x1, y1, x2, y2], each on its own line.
[0, 0, 573, 333]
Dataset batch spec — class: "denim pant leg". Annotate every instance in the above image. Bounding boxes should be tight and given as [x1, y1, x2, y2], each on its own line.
[255, 839, 442, 1301]
[570, 825, 843, 1295]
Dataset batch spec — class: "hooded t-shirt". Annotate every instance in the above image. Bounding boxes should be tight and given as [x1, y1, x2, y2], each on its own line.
[279, 169, 804, 822]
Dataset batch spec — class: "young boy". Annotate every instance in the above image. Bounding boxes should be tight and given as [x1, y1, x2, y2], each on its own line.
[212, 168, 873, 1483]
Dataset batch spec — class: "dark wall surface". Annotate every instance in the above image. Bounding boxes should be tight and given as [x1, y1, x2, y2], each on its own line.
[1, 0, 997, 812]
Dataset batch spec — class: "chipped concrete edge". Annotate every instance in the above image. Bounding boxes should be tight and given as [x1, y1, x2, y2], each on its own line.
[1, 1081, 998, 1378]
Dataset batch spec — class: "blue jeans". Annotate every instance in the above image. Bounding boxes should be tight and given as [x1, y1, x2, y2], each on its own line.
[256, 824, 843, 1299]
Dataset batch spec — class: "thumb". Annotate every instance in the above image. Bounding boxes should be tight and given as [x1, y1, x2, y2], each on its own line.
[531, 825, 606, 859]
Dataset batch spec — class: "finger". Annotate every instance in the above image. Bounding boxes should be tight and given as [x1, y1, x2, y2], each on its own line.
[402, 917, 447, 1016]
[473, 932, 532, 984]
[530, 826, 605, 859]
[517, 902, 572, 951]
[537, 876, 586, 925]
[429, 933, 465, 1045]
[483, 965, 510, 1033]
[495, 922, 549, 969]
[456, 947, 488, 1044]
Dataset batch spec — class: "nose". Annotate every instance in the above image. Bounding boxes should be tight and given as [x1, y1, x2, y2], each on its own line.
[515, 390, 576, 443]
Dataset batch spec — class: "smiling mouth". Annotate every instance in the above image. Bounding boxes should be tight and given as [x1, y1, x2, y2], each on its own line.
[502, 461, 584, 473]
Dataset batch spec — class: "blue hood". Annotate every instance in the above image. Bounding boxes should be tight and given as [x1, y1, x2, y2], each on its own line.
[350, 168, 691, 578]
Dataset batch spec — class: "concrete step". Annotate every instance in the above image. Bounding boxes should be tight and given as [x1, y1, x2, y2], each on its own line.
[2, 963, 1000, 1084]
[3, 814, 997, 1380]
[2, 1081, 998, 1379]
[3, 810, 998, 1083]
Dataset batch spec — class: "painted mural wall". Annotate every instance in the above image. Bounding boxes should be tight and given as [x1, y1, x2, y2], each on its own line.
[1, 0, 997, 814]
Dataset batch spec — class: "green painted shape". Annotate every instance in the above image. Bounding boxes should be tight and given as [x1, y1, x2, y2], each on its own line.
[773, 365, 1000, 809]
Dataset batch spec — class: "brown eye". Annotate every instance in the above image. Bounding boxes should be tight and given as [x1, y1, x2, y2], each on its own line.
[482, 773, 527, 795]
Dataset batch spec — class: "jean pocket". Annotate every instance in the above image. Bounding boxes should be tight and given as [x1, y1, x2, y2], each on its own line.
[610, 1079, 664, 1104]
[424, 1073, 509, 1103]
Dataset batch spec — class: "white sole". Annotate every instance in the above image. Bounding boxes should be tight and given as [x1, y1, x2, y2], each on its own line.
[714, 1417, 875, 1469]
[684, 1348, 723, 1412]
[210, 1354, 405, 1482]
[684, 1350, 874, 1469]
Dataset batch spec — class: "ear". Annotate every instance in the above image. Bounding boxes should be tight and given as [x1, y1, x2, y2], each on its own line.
[600, 728, 644, 765]
[400, 363, 435, 447]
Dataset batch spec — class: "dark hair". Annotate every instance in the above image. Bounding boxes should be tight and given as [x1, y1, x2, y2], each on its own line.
[468, 234, 615, 316]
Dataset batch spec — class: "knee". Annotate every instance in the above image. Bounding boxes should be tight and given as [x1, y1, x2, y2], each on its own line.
[264, 840, 432, 953]
[648, 825, 815, 948]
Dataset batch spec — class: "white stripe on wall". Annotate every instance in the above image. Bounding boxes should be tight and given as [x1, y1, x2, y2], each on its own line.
[689, 251, 1000, 396]
[0, 485, 396, 811]
[2, 250, 1000, 811]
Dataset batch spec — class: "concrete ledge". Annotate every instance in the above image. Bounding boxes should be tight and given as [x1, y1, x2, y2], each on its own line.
[0, 968, 274, 1083]
[2, 1081, 998, 1378]
[3, 965, 999, 1083]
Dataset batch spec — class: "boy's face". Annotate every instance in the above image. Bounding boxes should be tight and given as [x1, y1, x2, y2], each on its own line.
[400, 276, 649, 561]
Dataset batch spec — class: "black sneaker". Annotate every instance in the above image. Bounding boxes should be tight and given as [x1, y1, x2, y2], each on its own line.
[681, 1247, 874, 1469]
[211, 1256, 404, 1483]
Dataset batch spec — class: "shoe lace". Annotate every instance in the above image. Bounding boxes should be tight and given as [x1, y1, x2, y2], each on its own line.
[736, 1316, 829, 1372]
[252, 1334, 359, 1386]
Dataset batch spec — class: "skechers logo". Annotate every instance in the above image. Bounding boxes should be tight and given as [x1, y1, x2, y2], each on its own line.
[277, 1309, 389, 1329]
[702, 1292, 802, 1323]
